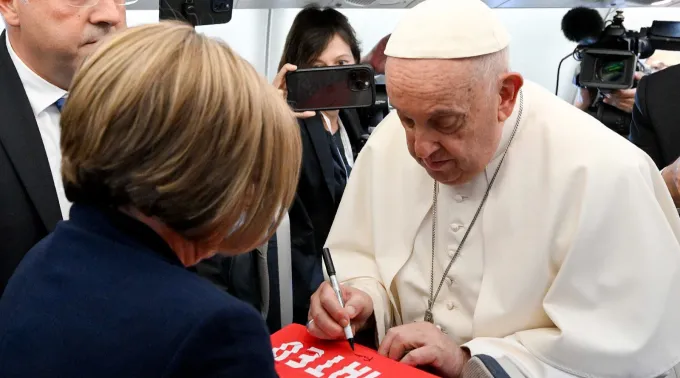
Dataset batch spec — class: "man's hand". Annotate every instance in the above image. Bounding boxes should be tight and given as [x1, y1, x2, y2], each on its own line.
[602, 72, 644, 114]
[307, 281, 374, 340]
[662, 158, 680, 207]
[361, 34, 390, 75]
[378, 322, 470, 378]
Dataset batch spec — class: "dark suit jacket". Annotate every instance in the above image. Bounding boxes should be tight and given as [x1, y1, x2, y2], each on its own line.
[0, 31, 62, 295]
[0, 204, 277, 377]
[289, 109, 366, 324]
[629, 64, 680, 169]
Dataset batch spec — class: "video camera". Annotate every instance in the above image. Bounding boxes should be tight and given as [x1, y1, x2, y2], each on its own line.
[575, 10, 680, 90]
[559, 7, 680, 136]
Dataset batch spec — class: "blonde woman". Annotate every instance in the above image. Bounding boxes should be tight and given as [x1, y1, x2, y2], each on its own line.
[0, 22, 300, 377]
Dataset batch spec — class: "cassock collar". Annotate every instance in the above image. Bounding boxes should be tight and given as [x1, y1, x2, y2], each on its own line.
[485, 87, 523, 177]
[5, 34, 67, 117]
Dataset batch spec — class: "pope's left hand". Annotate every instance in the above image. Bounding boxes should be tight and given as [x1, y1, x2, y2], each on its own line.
[377, 322, 470, 378]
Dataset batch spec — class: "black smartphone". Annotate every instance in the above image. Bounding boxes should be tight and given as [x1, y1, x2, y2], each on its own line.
[159, 0, 233, 27]
[285, 64, 376, 112]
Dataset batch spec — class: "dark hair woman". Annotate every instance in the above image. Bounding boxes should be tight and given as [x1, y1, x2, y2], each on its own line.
[272, 4, 369, 327]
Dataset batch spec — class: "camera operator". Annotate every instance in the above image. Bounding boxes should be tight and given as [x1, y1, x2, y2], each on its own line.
[562, 7, 639, 131]
[573, 51, 673, 116]
[562, 7, 680, 139]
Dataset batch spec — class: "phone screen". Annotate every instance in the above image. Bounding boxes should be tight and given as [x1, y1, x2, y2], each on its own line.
[285, 65, 376, 112]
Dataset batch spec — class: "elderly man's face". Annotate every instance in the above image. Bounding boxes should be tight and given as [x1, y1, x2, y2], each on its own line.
[387, 58, 506, 185]
[0, 0, 126, 87]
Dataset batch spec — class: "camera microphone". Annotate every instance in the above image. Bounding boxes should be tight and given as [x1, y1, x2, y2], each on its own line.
[561, 7, 604, 45]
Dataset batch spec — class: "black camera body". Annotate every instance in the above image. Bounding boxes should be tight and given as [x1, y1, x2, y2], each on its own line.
[583, 96, 631, 136]
[572, 10, 680, 135]
[159, 0, 233, 27]
[575, 10, 653, 91]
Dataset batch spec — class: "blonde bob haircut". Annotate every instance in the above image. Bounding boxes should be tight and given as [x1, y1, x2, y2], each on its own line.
[61, 21, 302, 253]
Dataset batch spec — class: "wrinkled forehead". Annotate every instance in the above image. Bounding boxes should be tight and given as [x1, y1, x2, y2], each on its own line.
[385, 57, 475, 116]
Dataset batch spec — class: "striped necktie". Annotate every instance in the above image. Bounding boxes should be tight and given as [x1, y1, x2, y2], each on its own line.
[55, 97, 67, 112]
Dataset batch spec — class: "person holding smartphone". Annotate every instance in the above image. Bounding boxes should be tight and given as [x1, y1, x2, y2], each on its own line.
[272, 5, 368, 327]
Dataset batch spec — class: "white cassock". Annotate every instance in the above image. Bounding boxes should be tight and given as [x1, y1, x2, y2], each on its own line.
[324, 80, 680, 377]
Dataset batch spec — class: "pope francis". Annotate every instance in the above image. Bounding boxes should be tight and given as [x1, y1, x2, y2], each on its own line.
[306, 0, 680, 377]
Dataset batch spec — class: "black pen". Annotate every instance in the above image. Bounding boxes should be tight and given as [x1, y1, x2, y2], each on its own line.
[322, 248, 355, 351]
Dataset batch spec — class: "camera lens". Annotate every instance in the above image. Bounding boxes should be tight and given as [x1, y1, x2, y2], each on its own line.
[349, 69, 371, 91]
[595, 57, 625, 83]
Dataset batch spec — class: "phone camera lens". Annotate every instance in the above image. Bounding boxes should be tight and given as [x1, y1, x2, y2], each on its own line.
[348, 69, 371, 91]
[353, 80, 368, 90]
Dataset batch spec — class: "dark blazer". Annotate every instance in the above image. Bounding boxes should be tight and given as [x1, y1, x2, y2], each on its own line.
[289, 109, 366, 324]
[629, 64, 680, 169]
[0, 204, 278, 378]
[0, 31, 62, 295]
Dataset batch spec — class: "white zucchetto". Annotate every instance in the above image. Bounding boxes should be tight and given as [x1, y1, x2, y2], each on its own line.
[384, 0, 511, 59]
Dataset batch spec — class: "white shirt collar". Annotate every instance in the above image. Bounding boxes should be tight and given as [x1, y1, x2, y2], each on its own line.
[5, 34, 67, 117]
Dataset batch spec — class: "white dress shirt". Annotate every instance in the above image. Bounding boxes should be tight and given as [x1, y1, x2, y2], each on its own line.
[321, 112, 355, 169]
[6, 36, 71, 220]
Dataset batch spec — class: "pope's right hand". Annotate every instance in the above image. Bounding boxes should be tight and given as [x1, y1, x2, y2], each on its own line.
[272, 63, 315, 119]
[307, 281, 374, 340]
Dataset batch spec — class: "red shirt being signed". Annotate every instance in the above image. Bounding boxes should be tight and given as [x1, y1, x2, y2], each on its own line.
[271, 324, 437, 377]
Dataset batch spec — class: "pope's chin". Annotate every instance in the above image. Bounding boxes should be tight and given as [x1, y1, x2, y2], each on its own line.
[420, 159, 467, 186]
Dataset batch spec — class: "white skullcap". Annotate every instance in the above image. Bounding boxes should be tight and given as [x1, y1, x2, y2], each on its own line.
[384, 0, 511, 59]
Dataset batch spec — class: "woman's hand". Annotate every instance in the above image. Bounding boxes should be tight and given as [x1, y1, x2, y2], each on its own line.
[273, 64, 316, 119]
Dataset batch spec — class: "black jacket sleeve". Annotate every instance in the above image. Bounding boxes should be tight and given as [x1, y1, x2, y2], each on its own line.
[629, 75, 664, 169]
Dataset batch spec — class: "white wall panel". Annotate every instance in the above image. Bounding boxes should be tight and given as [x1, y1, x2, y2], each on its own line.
[2, 7, 679, 100]
[0, 9, 269, 75]
[267, 7, 680, 101]
[196, 9, 270, 74]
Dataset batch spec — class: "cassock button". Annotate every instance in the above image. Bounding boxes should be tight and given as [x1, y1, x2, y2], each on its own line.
[454, 195, 464, 202]
[445, 277, 453, 286]
[447, 301, 454, 310]
[448, 249, 455, 258]
[451, 224, 463, 232]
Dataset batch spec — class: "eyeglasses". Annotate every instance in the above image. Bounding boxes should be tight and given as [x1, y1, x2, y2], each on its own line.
[66, 0, 138, 7]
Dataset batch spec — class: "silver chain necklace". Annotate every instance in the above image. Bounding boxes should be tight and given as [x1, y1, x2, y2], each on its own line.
[424, 90, 524, 324]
